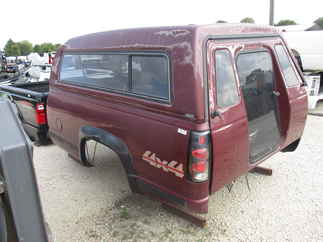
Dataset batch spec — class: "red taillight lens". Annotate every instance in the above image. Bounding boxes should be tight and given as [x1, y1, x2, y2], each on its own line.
[35, 103, 47, 125]
[192, 148, 208, 160]
[191, 161, 207, 173]
[36, 113, 46, 125]
[188, 131, 211, 182]
[198, 136, 206, 145]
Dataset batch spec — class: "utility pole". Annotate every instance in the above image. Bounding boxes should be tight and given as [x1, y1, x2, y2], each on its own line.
[269, 0, 275, 25]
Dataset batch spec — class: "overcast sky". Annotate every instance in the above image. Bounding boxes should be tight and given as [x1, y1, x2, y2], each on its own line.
[1, 0, 322, 49]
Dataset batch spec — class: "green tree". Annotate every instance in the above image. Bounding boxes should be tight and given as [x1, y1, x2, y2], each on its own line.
[33, 43, 61, 54]
[40, 43, 54, 53]
[4, 40, 62, 55]
[314, 17, 323, 28]
[38, 43, 61, 54]
[276, 19, 297, 26]
[240, 17, 255, 23]
[4, 39, 15, 56]
[54, 43, 61, 50]
[33, 44, 41, 54]
[17, 40, 33, 55]
[4, 39, 21, 56]
[10, 44, 21, 56]
[216, 20, 227, 23]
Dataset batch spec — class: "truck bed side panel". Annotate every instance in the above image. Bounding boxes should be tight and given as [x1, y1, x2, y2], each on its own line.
[47, 85, 210, 211]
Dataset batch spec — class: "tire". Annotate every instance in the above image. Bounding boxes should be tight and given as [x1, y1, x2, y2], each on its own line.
[0, 196, 18, 242]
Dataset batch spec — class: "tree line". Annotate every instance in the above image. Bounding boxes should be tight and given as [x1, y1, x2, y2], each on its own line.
[3, 39, 61, 57]
[216, 17, 323, 27]
[3, 17, 323, 57]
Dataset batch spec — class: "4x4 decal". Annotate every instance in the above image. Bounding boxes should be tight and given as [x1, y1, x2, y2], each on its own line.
[142, 151, 184, 178]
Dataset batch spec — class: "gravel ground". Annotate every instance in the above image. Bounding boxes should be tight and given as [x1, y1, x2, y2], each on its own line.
[34, 115, 323, 242]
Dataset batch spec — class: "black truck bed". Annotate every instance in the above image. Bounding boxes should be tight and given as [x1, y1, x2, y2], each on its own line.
[14, 82, 49, 93]
[0, 81, 49, 101]
[0, 81, 50, 145]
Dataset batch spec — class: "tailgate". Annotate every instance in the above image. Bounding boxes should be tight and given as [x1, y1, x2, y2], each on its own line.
[0, 84, 48, 127]
[14, 100, 39, 127]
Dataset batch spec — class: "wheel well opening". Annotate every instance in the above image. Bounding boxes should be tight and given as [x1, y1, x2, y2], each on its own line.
[81, 138, 120, 167]
[80, 138, 132, 190]
[78, 127, 138, 193]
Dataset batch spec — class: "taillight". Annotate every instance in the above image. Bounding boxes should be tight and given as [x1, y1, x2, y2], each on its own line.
[35, 103, 47, 125]
[188, 131, 211, 182]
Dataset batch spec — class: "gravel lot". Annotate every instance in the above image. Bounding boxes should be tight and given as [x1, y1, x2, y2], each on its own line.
[34, 115, 323, 242]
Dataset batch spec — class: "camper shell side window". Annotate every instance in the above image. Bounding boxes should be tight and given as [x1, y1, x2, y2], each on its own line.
[59, 52, 171, 102]
[274, 45, 300, 87]
[214, 49, 240, 108]
[236, 50, 275, 121]
[132, 55, 169, 100]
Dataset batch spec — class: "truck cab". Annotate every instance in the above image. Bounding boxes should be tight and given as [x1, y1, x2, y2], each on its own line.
[48, 24, 308, 213]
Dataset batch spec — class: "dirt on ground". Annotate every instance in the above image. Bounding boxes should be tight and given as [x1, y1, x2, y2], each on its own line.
[34, 115, 323, 242]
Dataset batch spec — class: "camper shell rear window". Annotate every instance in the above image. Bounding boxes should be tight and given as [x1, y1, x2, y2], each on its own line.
[59, 52, 171, 102]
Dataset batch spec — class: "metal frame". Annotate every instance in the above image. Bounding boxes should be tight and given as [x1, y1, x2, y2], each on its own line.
[250, 166, 273, 176]
[59, 51, 172, 104]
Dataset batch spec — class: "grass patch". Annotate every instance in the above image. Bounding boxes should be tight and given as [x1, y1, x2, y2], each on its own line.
[120, 206, 130, 219]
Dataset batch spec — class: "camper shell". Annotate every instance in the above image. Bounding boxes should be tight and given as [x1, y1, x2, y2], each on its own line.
[47, 24, 308, 214]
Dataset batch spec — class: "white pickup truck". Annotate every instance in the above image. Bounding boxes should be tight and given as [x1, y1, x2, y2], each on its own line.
[280, 25, 323, 109]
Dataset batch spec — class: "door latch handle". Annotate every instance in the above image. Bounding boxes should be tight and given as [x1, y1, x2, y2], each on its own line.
[211, 110, 224, 119]
[273, 91, 280, 97]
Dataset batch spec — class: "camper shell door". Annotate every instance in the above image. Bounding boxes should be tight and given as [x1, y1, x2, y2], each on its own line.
[206, 36, 303, 193]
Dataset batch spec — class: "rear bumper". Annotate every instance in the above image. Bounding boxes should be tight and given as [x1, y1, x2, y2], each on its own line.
[132, 176, 209, 213]
[22, 123, 49, 144]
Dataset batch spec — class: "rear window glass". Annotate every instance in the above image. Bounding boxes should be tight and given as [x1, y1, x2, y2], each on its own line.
[236, 51, 273, 88]
[60, 53, 170, 101]
[215, 50, 239, 108]
[236, 51, 275, 121]
[275, 45, 300, 87]
[132, 56, 169, 99]
[60, 54, 128, 91]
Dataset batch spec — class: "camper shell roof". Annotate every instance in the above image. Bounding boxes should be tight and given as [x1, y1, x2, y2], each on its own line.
[65, 24, 280, 50]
